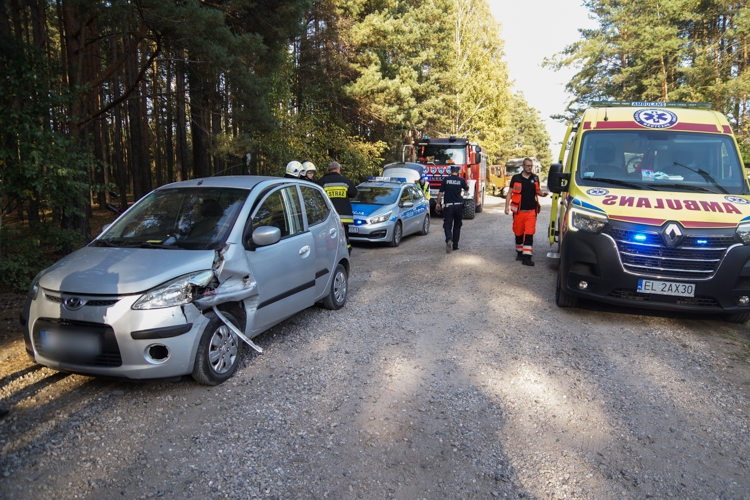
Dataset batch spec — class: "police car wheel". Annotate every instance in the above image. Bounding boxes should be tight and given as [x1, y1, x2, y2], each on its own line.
[323, 264, 348, 310]
[389, 221, 402, 247]
[419, 214, 430, 235]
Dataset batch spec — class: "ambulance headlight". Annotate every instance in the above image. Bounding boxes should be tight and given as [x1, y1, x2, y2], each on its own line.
[368, 211, 392, 224]
[736, 223, 750, 244]
[569, 206, 608, 234]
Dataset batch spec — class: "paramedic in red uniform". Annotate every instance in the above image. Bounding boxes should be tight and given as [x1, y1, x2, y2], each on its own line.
[504, 157, 549, 266]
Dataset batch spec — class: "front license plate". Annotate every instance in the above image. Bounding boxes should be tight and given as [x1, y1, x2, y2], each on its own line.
[637, 279, 695, 297]
[348, 226, 359, 234]
[40, 330, 101, 357]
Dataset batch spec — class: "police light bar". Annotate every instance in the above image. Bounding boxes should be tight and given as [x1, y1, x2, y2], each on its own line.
[366, 176, 407, 183]
[590, 101, 712, 109]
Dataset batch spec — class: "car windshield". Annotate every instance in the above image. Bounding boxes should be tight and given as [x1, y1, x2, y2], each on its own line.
[505, 163, 523, 176]
[417, 145, 466, 165]
[352, 186, 400, 205]
[95, 187, 248, 250]
[576, 130, 749, 194]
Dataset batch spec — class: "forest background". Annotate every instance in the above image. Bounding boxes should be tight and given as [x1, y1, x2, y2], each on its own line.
[0, 0, 748, 290]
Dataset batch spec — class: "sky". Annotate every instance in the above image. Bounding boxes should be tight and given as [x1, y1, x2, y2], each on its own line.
[487, 0, 598, 158]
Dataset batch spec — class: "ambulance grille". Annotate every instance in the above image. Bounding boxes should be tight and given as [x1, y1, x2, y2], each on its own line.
[603, 227, 733, 280]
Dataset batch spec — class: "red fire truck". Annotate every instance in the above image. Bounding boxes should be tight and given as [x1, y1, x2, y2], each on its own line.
[403, 136, 487, 219]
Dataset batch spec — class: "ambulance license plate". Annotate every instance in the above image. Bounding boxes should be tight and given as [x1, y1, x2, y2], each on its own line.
[637, 279, 695, 297]
[348, 226, 359, 234]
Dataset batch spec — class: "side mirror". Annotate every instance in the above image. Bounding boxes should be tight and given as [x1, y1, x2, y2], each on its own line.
[475, 146, 482, 153]
[401, 201, 414, 208]
[547, 163, 570, 193]
[251, 226, 281, 247]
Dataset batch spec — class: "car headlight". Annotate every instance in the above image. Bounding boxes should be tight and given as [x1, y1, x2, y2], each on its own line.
[569, 206, 608, 233]
[27, 269, 47, 301]
[736, 222, 750, 244]
[368, 211, 392, 224]
[132, 270, 214, 310]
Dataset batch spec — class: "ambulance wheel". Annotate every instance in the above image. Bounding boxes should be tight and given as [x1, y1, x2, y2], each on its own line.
[555, 272, 578, 308]
[463, 199, 476, 219]
[724, 311, 750, 323]
[323, 264, 348, 310]
[475, 190, 484, 213]
[419, 214, 430, 235]
[389, 221, 403, 247]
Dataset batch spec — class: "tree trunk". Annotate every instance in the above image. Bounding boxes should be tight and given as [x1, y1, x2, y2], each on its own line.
[188, 59, 210, 179]
[165, 54, 174, 184]
[175, 52, 189, 181]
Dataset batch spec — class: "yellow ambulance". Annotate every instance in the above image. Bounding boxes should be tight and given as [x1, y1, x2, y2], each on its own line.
[547, 102, 750, 322]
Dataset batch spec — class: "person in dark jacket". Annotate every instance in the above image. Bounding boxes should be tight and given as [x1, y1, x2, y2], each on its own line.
[436, 164, 469, 253]
[317, 161, 358, 251]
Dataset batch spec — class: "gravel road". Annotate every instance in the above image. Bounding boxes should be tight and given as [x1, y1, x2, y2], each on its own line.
[1, 194, 750, 500]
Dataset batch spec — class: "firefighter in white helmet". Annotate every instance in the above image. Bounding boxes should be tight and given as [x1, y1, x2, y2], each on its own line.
[284, 160, 302, 179]
[300, 161, 317, 181]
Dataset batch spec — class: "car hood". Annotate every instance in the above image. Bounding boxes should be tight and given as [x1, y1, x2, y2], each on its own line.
[352, 204, 391, 218]
[39, 247, 216, 295]
[572, 188, 750, 227]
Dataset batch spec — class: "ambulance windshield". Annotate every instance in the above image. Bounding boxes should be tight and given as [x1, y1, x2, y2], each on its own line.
[576, 130, 749, 195]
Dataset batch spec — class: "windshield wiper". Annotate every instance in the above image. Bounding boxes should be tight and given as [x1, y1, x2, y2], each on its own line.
[672, 162, 729, 194]
[650, 183, 716, 193]
[589, 178, 655, 190]
[139, 241, 182, 249]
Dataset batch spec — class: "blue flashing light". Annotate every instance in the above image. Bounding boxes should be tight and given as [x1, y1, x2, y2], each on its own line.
[355, 219, 365, 226]
[633, 234, 647, 242]
[423, 135, 429, 139]
[696, 239, 708, 245]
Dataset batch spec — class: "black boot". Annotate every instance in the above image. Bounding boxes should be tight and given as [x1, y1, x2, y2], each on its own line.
[516, 251, 523, 261]
[522, 255, 535, 266]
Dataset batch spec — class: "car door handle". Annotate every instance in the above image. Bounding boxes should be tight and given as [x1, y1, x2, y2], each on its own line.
[299, 246, 310, 255]
[329, 228, 337, 238]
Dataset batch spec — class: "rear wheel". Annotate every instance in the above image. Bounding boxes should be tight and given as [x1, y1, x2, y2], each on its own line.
[192, 312, 242, 386]
[463, 199, 476, 219]
[724, 311, 750, 323]
[389, 221, 403, 247]
[419, 214, 430, 235]
[555, 272, 578, 308]
[323, 264, 348, 310]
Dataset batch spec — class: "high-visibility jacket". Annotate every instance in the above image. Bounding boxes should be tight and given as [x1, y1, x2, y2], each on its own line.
[416, 180, 430, 200]
[316, 172, 358, 223]
[509, 173, 541, 214]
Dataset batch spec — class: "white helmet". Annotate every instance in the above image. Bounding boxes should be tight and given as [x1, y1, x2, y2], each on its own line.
[301, 161, 316, 176]
[285, 160, 302, 177]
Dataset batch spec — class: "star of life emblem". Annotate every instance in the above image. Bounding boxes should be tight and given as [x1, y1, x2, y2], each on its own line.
[586, 188, 609, 196]
[725, 196, 749, 205]
[634, 109, 678, 129]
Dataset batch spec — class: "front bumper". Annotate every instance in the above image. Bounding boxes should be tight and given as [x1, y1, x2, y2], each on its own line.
[559, 229, 750, 314]
[24, 290, 210, 380]
[348, 218, 395, 243]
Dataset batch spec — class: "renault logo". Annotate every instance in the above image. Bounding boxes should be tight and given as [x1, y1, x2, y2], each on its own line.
[662, 223, 683, 247]
[63, 297, 85, 311]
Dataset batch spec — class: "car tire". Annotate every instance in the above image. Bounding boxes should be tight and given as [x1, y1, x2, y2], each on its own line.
[555, 272, 578, 308]
[419, 214, 430, 235]
[724, 311, 750, 323]
[462, 199, 476, 219]
[475, 190, 484, 213]
[389, 221, 403, 247]
[192, 312, 242, 386]
[323, 263, 348, 310]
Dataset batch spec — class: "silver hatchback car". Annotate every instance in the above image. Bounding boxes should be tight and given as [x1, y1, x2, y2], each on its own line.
[20, 177, 350, 385]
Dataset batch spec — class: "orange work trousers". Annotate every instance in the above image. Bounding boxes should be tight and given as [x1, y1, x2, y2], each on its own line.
[513, 210, 537, 256]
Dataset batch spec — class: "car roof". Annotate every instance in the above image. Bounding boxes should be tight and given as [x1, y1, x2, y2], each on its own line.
[383, 162, 426, 172]
[155, 176, 303, 191]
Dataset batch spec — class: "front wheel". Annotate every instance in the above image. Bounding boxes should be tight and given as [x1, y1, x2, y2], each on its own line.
[475, 190, 485, 213]
[192, 312, 242, 386]
[419, 214, 430, 235]
[555, 272, 578, 308]
[389, 221, 403, 247]
[323, 263, 348, 310]
[724, 311, 750, 323]
[462, 199, 476, 219]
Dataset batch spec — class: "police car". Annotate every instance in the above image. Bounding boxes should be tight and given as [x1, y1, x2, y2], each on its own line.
[349, 177, 430, 247]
